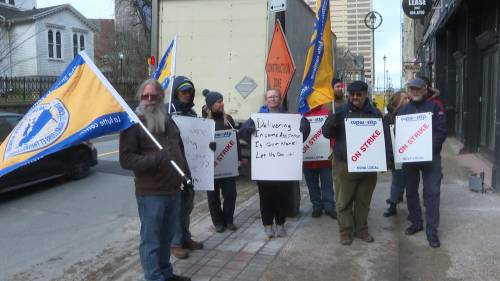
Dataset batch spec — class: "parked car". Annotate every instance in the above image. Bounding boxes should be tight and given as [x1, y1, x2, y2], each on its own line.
[0, 112, 98, 193]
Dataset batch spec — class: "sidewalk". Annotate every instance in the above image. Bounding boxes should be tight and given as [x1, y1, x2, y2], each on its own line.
[172, 138, 500, 281]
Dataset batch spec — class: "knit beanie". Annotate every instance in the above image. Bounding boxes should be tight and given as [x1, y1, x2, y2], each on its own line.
[203, 89, 224, 109]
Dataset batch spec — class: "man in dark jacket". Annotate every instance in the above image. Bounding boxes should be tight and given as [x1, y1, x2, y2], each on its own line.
[322, 80, 386, 246]
[119, 79, 190, 281]
[397, 77, 447, 248]
[166, 76, 203, 259]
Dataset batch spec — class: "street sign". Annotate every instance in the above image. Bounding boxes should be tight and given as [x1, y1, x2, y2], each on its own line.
[404, 63, 422, 72]
[270, 0, 287, 12]
[265, 20, 296, 98]
[402, 0, 432, 19]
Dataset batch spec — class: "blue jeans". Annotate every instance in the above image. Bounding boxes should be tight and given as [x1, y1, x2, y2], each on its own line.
[171, 188, 194, 246]
[303, 167, 335, 212]
[389, 169, 406, 203]
[136, 193, 180, 281]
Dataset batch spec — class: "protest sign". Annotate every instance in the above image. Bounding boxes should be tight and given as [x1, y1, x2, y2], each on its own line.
[303, 115, 330, 162]
[395, 112, 433, 163]
[345, 118, 387, 172]
[390, 125, 402, 170]
[251, 113, 302, 181]
[214, 129, 239, 179]
[172, 115, 215, 190]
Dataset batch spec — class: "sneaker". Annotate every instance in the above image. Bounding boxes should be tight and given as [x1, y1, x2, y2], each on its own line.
[427, 234, 441, 248]
[167, 274, 191, 281]
[354, 231, 374, 243]
[383, 203, 397, 217]
[405, 224, 424, 235]
[214, 224, 226, 233]
[325, 210, 337, 220]
[276, 224, 287, 237]
[311, 209, 322, 218]
[226, 223, 238, 231]
[264, 225, 275, 238]
[340, 232, 353, 245]
[171, 246, 189, 259]
[183, 239, 203, 250]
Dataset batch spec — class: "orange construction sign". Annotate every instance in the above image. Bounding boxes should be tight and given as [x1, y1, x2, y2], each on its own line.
[265, 20, 296, 98]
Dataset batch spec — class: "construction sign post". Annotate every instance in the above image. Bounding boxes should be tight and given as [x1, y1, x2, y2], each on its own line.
[265, 20, 296, 98]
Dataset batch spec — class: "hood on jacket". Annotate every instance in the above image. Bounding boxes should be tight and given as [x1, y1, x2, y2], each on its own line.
[172, 76, 195, 109]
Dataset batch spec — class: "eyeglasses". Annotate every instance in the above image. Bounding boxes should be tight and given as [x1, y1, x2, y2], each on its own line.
[266, 95, 280, 100]
[141, 94, 160, 101]
[348, 92, 364, 97]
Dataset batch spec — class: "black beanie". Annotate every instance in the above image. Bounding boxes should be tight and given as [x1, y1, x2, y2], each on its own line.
[203, 89, 223, 109]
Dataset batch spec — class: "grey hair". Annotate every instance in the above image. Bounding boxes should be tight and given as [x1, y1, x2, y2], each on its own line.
[136, 79, 164, 102]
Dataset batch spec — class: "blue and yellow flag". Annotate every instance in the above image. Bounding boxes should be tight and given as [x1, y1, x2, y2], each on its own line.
[298, 0, 334, 114]
[153, 37, 176, 90]
[0, 52, 139, 177]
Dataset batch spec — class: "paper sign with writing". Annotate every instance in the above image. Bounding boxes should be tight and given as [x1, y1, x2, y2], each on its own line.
[389, 124, 402, 170]
[395, 112, 433, 163]
[251, 113, 302, 181]
[214, 129, 239, 179]
[172, 115, 215, 190]
[345, 118, 387, 172]
[303, 115, 330, 161]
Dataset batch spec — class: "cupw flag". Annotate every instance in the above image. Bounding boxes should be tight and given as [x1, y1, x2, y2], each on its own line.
[0, 51, 139, 177]
[152, 37, 177, 90]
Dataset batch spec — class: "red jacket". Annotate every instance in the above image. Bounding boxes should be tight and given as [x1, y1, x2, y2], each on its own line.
[303, 105, 332, 169]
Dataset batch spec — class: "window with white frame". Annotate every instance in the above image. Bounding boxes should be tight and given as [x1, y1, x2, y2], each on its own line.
[72, 33, 85, 57]
[48, 29, 62, 59]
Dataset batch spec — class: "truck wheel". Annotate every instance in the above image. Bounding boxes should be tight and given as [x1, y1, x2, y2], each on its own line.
[66, 149, 91, 179]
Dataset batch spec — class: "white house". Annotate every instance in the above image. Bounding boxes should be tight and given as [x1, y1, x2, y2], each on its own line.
[0, 0, 96, 77]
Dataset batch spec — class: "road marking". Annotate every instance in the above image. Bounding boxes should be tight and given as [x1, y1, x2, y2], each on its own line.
[98, 150, 118, 157]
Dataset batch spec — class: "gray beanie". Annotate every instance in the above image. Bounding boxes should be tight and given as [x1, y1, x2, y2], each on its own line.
[203, 89, 223, 109]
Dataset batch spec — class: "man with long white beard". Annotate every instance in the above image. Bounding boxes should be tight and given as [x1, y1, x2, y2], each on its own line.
[120, 79, 191, 281]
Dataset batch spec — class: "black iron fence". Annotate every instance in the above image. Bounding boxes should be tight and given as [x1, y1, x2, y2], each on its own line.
[0, 76, 139, 104]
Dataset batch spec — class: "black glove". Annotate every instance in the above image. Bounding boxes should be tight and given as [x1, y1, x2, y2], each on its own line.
[155, 149, 170, 167]
[209, 141, 216, 152]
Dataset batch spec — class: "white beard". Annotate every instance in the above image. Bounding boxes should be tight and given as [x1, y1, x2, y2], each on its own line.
[136, 102, 166, 134]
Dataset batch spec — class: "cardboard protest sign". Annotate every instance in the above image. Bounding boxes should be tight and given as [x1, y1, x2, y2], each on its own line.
[172, 115, 215, 190]
[251, 113, 302, 181]
[395, 112, 433, 163]
[389, 125, 402, 170]
[345, 118, 387, 172]
[214, 129, 239, 179]
[303, 115, 330, 162]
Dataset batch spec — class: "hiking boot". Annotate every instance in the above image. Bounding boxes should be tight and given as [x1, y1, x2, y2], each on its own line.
[183, 239, 203, 250]
[405, 224, 424, 235]
[312, 209, 322, 218]
[167, 274, 191, 281]
[340, 232, 353, 245]
[427, 234, 441, 248]
[325, 210, 337, 220]
[214, 224, 226, 233]
[355, 231, 374, 243]
[264, 225, 274, 238]
[276, 224, 287, 237]
[171, 246, 189, 259]
[383, 203, 397, 217]
[226, 223, 238, 231]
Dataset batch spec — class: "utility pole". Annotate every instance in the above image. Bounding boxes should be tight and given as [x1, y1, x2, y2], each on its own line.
[383, 55, 386, 94]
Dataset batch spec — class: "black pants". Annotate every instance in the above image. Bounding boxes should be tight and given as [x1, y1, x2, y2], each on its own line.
[257, 181, 291, 226]
[207, 177, 237, 226]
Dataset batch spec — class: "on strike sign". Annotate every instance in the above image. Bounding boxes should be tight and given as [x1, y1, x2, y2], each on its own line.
[345, 118, 387, 172]
[214, 129, 239, 179]
[303, 115, 330, 161]
[395, 112, 433, 163]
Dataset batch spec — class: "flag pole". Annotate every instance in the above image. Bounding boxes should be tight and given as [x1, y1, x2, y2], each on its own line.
[167, 36, 177, 114]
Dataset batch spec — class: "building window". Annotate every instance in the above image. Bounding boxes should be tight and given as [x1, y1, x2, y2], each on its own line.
[55, 31, 61, 58]
[73, 34, 78, 57]
[73, 33, 85, 57]
[48, 30, 54, 58]
[79, 35, 85, 51]
[9, 0, 14, 4]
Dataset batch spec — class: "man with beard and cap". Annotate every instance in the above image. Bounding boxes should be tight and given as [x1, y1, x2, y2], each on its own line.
[119, 79, 191, 281]
[332, 78, 346, 109]
[166, 76, 204, 259]
[322, 80, 390, 246]
[397, 77, 447, 248]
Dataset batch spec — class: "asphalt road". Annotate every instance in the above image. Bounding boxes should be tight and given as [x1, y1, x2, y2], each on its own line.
[0, 135, 138, 281]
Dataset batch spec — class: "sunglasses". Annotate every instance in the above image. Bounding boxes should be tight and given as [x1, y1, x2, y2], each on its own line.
[141, 94, 160, 101]
[349, 92, 364, 97]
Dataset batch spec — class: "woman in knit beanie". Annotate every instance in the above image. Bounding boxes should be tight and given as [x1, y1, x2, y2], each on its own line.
[203, 89, 241, 233]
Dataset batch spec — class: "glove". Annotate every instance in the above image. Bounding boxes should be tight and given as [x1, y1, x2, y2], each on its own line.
[155, 149, 170, 167]
[209, 141, 216, 152]
[182, 177, 194, 201]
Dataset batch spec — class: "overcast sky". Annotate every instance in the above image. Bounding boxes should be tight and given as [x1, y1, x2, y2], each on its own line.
[37, 0, 402, 89]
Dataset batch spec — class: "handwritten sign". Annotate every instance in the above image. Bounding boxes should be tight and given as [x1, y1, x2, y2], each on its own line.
[389, 125, 402, 170]
[214, 129, 239, 179]
[251, 113, 302, 181]
[395, 112, 432, 163]
[303, 115, 330, 161]
[345, 118, 387, 172]
[172, 115, 215, 190]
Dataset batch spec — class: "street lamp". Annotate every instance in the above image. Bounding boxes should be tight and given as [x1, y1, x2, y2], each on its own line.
[383, 55, 386, 94]
[119, 52, 124, 82]
[364, 11, 382, 90]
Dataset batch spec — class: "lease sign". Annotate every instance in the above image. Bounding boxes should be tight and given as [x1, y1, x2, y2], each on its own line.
[395, 112, 433, 163]
[345, 118, 387, 172]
